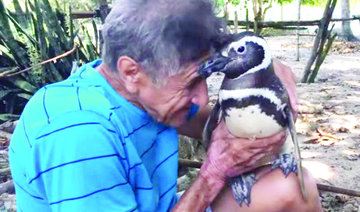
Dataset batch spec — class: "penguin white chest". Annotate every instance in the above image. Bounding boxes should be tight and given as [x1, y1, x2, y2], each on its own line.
[224, 104, 283, 138]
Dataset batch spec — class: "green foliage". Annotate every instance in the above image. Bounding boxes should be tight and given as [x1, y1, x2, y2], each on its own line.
[0, 0, 100, 122]
[275, 0, 294, 5]
[301, 0, 327, 7]
[57, 0, 100, 11]
[214, 0, 226, 16]
[230, 0, 241, 6]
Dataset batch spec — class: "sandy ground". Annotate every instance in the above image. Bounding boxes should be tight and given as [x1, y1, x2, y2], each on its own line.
[205, 35, 360, 211]
[272, 35, 360, 212]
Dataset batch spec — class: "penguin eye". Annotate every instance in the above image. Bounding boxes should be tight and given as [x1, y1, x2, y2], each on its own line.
[237, 46, 245, 53]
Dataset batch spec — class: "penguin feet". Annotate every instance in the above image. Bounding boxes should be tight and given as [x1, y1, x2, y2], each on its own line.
[229, 154, 297, 207]
[271, 153, 298, 176]
[229, 173, 257, 207]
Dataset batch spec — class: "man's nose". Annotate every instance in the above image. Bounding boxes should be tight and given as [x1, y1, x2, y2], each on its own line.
[191, 80, 209, 107]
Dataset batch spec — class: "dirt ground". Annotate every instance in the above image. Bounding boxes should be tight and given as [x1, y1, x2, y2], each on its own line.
[268, 35, 360, 212]
[206, 35, 360, 211]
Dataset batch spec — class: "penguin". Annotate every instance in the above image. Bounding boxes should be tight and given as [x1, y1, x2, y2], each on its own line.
[198, 31, 306, 206]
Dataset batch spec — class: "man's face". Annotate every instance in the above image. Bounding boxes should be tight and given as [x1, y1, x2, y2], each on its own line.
[138, 63, 209, 127]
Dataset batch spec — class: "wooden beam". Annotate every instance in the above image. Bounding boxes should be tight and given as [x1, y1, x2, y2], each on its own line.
[227, 17, 360, 28]
[70, 11, 97, 19]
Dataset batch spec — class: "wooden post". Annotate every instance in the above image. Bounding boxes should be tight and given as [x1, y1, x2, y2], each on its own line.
[98, 0, 110, 55]
[99, 0, 110, 23]
[245, 0, 250, 31]
[234, 10, 238, 33]
[301, 0, 337, 83]
[296, 0, 302, 61]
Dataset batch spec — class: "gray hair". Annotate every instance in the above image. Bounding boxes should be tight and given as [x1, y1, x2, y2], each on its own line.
[101, 0, 225, 84]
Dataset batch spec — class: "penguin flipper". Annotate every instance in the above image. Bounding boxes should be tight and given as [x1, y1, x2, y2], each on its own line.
[202, 101, 221, 150]
[286, 107, 307, 201]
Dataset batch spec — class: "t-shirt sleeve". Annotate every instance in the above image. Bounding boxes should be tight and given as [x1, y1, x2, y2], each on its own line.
[29, 112, 138, 212]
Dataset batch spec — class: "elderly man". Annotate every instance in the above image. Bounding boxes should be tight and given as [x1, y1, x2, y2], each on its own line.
[9, 0, 322, 211]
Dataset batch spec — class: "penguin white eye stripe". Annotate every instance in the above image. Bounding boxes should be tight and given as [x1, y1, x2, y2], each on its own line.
[219, 88, 283, 107]
[229, 36, 268, 53]
[221, 48, 229, 57]
[232, 36, 272, 79]
[228, 40, 246, 54]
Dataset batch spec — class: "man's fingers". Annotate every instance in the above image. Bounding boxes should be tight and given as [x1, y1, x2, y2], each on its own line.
[212, 121, 238, 140]
[247, 131, 286, 148]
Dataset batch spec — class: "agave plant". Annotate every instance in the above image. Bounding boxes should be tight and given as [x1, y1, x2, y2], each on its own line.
[0, 0, 100, 123]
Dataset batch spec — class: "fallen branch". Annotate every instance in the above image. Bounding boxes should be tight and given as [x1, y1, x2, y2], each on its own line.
[0, 121, 18, 134]
[179, 159, 202, 169]
[0, 168, 10, 175]
[0, 180, 14, 195]
[179, 158, 360, 197]
[0, 45, 77, 78]
[0, 130, 12, 141]
[317, 184, 360, 197]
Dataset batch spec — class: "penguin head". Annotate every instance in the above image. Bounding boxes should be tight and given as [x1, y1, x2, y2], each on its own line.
[198, 31, 272, 79]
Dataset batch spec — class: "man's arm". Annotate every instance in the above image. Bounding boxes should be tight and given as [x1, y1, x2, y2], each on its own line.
[173, 122, 286, 211]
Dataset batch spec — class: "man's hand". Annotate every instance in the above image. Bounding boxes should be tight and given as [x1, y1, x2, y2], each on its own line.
[273, 59, 299, 118]
[200, 121, 286, 184]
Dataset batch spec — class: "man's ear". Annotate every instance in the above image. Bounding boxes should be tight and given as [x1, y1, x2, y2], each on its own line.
[116, 56, 143, 94]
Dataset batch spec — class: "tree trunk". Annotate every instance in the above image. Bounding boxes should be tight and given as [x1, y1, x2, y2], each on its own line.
[234, 10, 238, 33]
[340, 0, 358, 41]
[252, 0, 259, 34]
[246, 1, 250, 31]
[224, 0, 229, 22]
[296, 0, 302, 61]
[301, 0, 337, 83]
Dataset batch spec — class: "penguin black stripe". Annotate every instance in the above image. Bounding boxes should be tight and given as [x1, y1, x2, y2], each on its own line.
[221, 96, 287, 128]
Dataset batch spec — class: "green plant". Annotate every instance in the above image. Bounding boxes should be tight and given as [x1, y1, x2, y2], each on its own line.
[0, 0, 100, 123]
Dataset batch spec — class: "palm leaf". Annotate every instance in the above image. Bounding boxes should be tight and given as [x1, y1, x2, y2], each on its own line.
[10, 77, 37, 93]
[17, 93, 33, 100]
[92, 19, 99, 52]
[12, 0, 28, 28]
[0, 90, 12, 100]
[0, 114, 19, 122]
[0, 3, 30, 69]
[5, 12, 38, 47]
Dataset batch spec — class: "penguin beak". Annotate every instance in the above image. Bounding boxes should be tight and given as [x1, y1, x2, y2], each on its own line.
[198, 54, 231, 78]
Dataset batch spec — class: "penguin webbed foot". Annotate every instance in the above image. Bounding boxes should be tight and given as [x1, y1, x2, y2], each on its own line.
[271, 153, 298, 176]
[229, 173, 257, 207]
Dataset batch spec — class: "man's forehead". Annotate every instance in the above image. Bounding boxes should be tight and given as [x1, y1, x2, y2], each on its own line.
[174, 53, 211, 80]
[198, 52, 212, 64]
